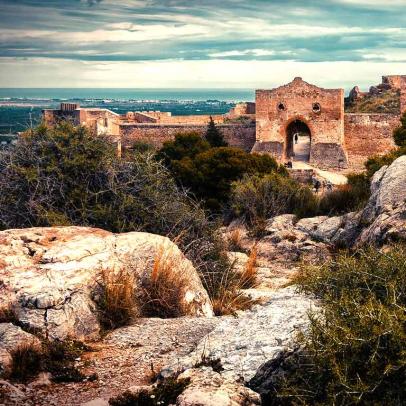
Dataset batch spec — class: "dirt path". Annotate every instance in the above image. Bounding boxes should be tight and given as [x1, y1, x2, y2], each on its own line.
[24, 318, 219, 406]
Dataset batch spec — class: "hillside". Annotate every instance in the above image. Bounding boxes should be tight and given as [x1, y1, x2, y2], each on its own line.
[345, 89, 400, 114]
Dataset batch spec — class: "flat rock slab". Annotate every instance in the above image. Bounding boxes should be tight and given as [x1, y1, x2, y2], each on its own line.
[163, 286, 317, 382]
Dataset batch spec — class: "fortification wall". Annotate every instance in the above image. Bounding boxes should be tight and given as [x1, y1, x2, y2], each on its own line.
[344, 113, 399, 170]
[119, 123, 256, 151]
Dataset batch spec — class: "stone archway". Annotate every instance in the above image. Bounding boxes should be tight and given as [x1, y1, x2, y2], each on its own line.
[285, 119, 311, 162]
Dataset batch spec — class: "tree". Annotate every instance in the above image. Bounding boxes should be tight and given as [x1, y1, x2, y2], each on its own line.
[156, 132, 210, 167]
[204, 116, 227, 147]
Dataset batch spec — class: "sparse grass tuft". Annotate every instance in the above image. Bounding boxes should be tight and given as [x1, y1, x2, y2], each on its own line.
[0, 304, 19, 324]
[97, 268, 137, 330]
[194, 355, 224, 373]
[109, 377, 191, 406]
[209, 260, 259, 316]
[7, 338, 91, 383]
[140, 247, 189, 318]
[9, 342, 42, 383]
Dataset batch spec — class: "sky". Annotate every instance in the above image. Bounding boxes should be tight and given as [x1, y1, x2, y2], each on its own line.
[0, 0, 405, 90]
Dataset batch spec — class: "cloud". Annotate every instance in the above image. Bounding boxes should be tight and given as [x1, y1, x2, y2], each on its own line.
[0, 0, 405, 87]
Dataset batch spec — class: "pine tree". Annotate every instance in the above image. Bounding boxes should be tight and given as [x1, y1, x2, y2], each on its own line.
[205, 116, 227, 147]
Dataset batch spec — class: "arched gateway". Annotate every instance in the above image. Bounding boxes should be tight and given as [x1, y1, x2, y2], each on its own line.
[253, 77, 349, 169]
[285, 119, 311, 162]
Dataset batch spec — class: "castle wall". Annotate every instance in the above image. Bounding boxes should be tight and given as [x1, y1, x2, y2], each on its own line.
[344, 113, 399, 170]
[120, 123, 256, 151]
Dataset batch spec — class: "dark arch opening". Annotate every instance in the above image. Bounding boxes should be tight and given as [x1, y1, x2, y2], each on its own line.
[285, 119, 311, 162]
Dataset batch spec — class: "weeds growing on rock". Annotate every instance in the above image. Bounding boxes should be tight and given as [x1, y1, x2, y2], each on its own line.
[227, 228, 245, 252]
[209, 260, 259, 316]
[140, 247, 189, 318]
[109, 376, 191, 406]
[9, 342, 43, 383]
[97, 268, 137, 330]
[194, 355, 224, 373]
[8, 338, 91, 383]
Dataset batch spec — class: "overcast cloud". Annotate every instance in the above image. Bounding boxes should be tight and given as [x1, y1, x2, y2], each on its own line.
[0, 0, 405, 89]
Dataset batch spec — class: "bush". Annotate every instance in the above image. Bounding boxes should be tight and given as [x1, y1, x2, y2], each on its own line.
[365, 146, 406, 179]
[265, 244, 406, 405]
[8, 339, 90, 383]
[230, 173, 318, 225]
[9, 343, 43, 382]
[156, 132, 210, 167]
[393, 111, 406, 147]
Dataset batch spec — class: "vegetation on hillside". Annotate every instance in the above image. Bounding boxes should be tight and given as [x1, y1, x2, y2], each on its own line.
[0, 122, 256, 316]
[345, 89, 400, 114]
[260, 244, 406, 405]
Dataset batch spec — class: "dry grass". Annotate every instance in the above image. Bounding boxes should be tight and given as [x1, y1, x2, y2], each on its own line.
[227, 228, 244, 252]
[239, 246, 258, 289]
[0, 304, 18, 324]
[97, 268, 137, 330]
[9, 342, 42, 382]
[210, 260, 259, 316]
[140, 246, 190, 318]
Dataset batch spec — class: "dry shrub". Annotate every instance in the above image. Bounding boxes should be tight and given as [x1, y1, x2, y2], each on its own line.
[140, 246, 190, 318]
[9, 342, 42, 382]
[97, 268, 137, 330]
[228, 228, 244, 252]
[0, 304, 18, 324]
[210, 261, 259, 316]
[240, 247, 258, 289]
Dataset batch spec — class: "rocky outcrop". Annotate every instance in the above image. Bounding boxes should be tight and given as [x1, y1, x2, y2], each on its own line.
[162, 287, 317, 383]
[176, 368, 261, 406]
[357, 156, 406, 245]
[0, 227, 213, 340]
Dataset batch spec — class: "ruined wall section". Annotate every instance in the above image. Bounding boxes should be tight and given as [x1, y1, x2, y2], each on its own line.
[344, 113, 399, 170]
[254, 77, 347, 169]
[120, 123, 256, 151]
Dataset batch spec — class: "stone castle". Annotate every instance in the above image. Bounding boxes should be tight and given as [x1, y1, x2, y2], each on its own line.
[43, 75, 406, 171]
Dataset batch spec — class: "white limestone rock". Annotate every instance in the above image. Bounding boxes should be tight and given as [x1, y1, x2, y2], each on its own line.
[0, 227, 213, 340]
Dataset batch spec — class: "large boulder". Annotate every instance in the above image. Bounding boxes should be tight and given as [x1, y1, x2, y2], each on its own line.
[357, 155, 406, 245]
[0, 227, 213, 341]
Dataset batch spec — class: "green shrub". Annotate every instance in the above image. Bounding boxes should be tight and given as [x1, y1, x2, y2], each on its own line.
[265, 244, 406, 405]
[365, 146, 406, 179]
[230, 173, 318, 225]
